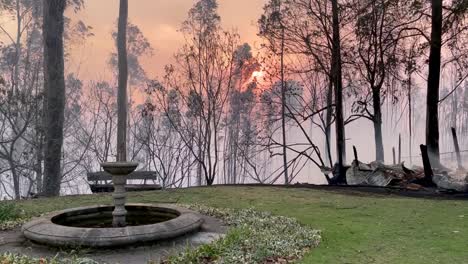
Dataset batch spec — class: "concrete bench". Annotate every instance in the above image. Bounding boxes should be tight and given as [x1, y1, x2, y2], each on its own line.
[87, 171, 162, 193]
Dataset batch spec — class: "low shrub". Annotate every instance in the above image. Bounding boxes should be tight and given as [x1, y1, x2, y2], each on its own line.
[0, 203, 20, 222]
[0, 203, 28, 230]
[165, 205, 321, 264]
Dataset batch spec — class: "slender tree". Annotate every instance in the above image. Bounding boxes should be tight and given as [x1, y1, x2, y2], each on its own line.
[278, 1, 290, 185]
[224, 43, 260, 184]
[331, 0, 346, 183]
[42, 0, 67, 197]
[351, 0, 409, 162]
[116, 0, 128, 162]
[403, 39, 420, 166]
[259, 0, 349, 183]
[147, 0, 238, 186]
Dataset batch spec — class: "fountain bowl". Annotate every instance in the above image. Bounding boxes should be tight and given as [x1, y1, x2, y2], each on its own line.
[101, 162, 139, 176]
[22, 204, 203, 248]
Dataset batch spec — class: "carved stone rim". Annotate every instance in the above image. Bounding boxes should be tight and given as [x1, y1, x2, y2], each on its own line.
[22, 204, 204, 248]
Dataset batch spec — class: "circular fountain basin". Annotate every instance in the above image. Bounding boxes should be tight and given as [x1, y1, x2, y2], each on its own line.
[22, 204, 203, 248]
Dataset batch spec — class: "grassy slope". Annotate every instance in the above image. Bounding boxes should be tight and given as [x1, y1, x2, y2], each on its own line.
[10, 186, 468, 264]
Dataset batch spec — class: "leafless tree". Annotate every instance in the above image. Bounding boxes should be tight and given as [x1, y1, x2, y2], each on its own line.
[147, 0, 238, 186]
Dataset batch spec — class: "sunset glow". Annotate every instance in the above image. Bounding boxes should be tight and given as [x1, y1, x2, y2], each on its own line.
[250, 70, 267, 85]
[252, 71, 264, 79]
[67, 0, 265, 80]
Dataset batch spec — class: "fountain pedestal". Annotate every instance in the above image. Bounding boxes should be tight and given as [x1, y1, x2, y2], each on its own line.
[101, 162, 138, 227]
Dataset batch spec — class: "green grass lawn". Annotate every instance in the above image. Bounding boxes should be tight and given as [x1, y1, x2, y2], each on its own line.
[6, 186, 468, 264]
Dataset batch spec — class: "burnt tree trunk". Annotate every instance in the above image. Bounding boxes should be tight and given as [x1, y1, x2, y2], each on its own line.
[451, 127, 463, 170]
[408, 68, 413, 165]
[42, 0, 66, 197]
[331, 0, 346, 184]
[325, 80, 333, 168]
[426, 0, 442, 168]
[398, 134, 402, 164]
[353, 145, 358, 163]
[420, 144, 434, 185]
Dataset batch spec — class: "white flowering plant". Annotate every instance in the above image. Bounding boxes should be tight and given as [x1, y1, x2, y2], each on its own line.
[165, 205, 321, 264]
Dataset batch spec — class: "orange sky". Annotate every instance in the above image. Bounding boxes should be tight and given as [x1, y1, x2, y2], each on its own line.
[68, 0, 267, 81]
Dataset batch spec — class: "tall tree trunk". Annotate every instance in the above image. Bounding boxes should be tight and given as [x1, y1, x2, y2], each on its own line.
[325, 80, 333, 168]
[408, 71, 413, 165]
[451, 74, 458, 130]
[373, 89, 384, 162]
[10, 0, 23, 199]
[331, 0, 346, 184]
[10, 0, 24, 96]
[14, 0, 21, 95]
[426, 0, 442, 168]
[9, 158, 20, 199]
[280, 26, 289, 185]
[197, 133, 202, 186]
[35, 64, 44, 194]
[35, 134, 43, 193]
[42, 0, 66, 197]
[116, 0, 128, 162]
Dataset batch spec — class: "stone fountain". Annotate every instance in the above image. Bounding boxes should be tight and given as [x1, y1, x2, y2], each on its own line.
[101, 161, 138, 227]
[21, 162, 203, 248]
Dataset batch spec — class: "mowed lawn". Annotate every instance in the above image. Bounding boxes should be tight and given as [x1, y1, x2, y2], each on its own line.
[10, 186, 468, 264]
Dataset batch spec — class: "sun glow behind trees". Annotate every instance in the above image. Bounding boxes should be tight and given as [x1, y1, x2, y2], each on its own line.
[252, 70, 264, 80]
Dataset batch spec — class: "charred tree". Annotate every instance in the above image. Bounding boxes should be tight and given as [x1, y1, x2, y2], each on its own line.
[420, 144, 435, 186]
[425, 0, 442, 168]
[331, 0, 347, 184]
[353, 145, 358, 163]
[398, 134, 402, 164]
[325, 81, 334, 168]
[451, 127, 463, 170]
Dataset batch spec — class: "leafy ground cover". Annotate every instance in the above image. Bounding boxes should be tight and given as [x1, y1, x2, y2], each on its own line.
[165, 205, 320, 263]
[0, 202, 28, 231]
[0, 253, 98, 264]
[2, 186, 468, 263]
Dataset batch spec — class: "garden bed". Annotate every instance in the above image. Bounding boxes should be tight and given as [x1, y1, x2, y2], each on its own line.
[0, 202, 320, 263]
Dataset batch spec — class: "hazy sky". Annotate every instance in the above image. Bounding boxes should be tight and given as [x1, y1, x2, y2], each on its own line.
[69, 0, 267, 81]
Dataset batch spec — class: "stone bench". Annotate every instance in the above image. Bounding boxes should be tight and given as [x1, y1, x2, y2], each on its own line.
[87, 171, 162, 193]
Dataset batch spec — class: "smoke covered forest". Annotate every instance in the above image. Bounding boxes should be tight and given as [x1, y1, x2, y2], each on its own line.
[1, 0, 468, 199]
